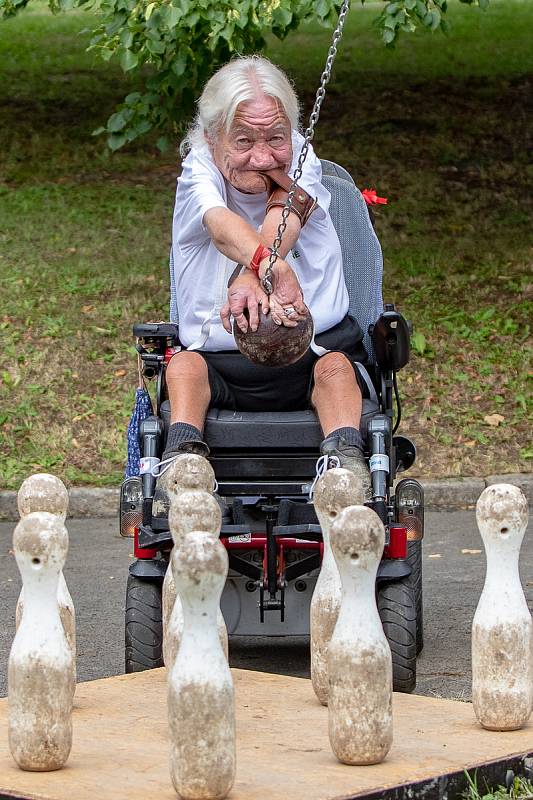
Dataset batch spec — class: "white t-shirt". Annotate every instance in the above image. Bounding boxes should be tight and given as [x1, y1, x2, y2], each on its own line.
[171, 131, 349, 351]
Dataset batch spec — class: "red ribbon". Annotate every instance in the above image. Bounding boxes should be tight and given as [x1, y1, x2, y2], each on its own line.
[361, 188, 388, 206]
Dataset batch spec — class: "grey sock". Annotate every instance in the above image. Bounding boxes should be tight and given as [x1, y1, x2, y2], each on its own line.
[328, 426, 364, 452]
[164, 422, 204, 455]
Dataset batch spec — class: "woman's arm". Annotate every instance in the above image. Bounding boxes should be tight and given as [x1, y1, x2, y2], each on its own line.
[203, 206, 301, 269]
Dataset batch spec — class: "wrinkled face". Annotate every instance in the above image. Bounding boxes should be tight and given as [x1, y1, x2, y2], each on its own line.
[209, 94, 292, 193]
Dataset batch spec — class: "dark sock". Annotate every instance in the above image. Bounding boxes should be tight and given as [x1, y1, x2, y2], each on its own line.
[164, 422, 204, 455]
[327, 426, 364, 452]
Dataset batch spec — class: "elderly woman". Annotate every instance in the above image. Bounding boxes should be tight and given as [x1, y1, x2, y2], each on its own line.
[153, 55, 370, 517]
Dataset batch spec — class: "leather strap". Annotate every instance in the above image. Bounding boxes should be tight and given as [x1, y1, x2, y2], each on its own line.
[249, 243, 271, 274]
[261, 168, 318, 227]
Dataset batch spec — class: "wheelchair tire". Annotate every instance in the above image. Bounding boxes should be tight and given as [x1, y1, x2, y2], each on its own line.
[125, 575, 164, 673]
[406, 540, 423, 655]
[378, 579, 417, 694]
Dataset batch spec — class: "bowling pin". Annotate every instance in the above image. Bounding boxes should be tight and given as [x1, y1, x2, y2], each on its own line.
[17, 473, 69, 520]
[9, 512, 74, 771]
[159, 455, 215, 645]
[310, 468, 367, 705]
[328, 505, 393, 765]
[472, 483, 532, 730]
[165, 489, 228, 671]
[168, 531, 235, 799]
[16, 473, 76, 686]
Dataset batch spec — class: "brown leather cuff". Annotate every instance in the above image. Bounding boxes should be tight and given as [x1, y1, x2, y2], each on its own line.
[262, 168, 318, 227]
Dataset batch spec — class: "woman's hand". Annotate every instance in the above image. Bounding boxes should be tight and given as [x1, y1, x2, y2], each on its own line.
[262, 258, 308, 328]
[220, 271, 270, 334]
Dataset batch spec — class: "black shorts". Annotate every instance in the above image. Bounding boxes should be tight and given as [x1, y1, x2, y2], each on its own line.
[196, 314, 368, 413]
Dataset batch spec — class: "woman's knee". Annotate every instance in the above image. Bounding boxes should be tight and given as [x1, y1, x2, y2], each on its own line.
[166, 351, 208, 384]
[313, 352, 354, 387]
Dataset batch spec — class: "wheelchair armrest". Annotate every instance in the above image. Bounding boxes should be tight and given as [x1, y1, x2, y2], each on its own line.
[369, 304, 410, 371]
[133, 322, 180, 344]
[133, 322, 181, 381]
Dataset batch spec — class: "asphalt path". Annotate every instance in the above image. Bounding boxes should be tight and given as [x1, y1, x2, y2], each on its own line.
[1, 510, 532, 700]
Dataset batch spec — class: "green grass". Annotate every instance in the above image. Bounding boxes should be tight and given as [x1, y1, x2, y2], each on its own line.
[462, 770, 533, 799]
[0, 0, 532, 488]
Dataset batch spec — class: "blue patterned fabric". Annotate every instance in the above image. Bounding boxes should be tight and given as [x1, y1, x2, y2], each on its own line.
[125, 387, 153, 478]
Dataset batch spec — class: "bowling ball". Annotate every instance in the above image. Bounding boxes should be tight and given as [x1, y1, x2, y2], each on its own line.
[234, 308, 313, 368]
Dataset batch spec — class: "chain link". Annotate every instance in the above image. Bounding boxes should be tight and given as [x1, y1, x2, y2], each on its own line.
[261, 0, 351, 295]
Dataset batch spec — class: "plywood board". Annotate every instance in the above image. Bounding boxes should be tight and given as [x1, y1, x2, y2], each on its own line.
[0, 668, 531, 800]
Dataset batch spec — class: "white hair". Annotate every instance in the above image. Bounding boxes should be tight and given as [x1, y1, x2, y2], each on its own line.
[180, 56, 300, 156]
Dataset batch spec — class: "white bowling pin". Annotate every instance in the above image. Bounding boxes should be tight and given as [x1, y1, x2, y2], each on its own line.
[328, 505, 393, 765]
[159, 455, 215, 645]
[310, 468, 367, 705]
[168, 532, 235, 799]
[165, 489, 228, 671]
[472, 484, 532, 730]
[9, 512, 74, 771]
[16, 473, 76, 687]
[153, 452, 215, 522]
[17, 473, 69, 520]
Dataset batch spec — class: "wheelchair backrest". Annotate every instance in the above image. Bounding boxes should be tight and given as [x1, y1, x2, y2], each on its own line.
[320, 160, 383, 361]
[169, 159, 384, 362]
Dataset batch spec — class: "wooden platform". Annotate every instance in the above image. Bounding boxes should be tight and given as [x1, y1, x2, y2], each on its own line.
[0, 669, 531, 800]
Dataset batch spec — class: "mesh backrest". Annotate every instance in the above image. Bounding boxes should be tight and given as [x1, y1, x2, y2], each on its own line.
[170, 246, 178, 323]
[320, 159, 383, 361]
[169, 159, 384, 360]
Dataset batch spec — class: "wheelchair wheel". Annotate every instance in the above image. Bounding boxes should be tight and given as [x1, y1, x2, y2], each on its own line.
[125, 575, 164, 673]
[406, 540, 423, 655]
[378, 579, 417, 693]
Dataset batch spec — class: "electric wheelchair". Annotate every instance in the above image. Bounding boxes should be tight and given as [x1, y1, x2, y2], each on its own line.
[120, 160, 425, 693]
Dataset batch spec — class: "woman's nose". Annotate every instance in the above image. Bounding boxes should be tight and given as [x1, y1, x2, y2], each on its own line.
[248, 142, 275, 169]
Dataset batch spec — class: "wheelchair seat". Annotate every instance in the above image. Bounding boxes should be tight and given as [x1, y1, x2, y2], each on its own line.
[160, 399, 380, 451]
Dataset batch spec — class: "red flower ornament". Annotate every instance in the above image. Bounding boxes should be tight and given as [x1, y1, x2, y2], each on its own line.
[361, 188, 388, 206]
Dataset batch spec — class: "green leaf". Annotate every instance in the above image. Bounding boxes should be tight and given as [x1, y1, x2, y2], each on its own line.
[107, 132, 128, 151]
[478, 0, 489, 9]
[164, 4, 182, 27]
[133, 119, 152, 135]
[120, 48, 139, 71]
[411, 331, 426, 356]
[171, 50, 188, 76]
[146, 38, 166, 54]
[156, 135, 171, 152]
[119, 28, 133, 48]
[91, 126, 106, 136]
[429, 7, 441, 29]
[106, 110, 129, 132]
[385, 2, 398, 12]
[383, 27, 395, 43]
[272, 5, 292, 27]
[384, 14, 397, 29]
[514, 393, 527, 412]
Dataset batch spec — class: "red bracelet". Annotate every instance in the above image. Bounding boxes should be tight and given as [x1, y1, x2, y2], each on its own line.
[249, 244, 271, 274]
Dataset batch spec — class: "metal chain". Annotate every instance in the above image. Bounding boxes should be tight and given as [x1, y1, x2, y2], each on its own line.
[262, 0, 351, 295]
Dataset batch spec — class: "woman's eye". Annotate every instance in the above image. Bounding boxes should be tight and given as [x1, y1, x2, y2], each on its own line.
[236, 138, 251, 148]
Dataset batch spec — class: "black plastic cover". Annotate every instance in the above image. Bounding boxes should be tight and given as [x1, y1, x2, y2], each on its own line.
[371, 308, 411, 371]
[133, 322, 180, 344]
